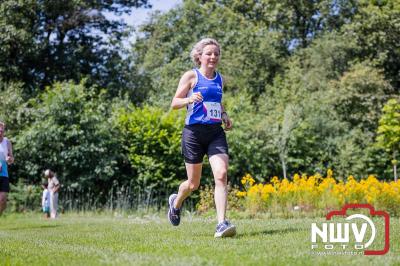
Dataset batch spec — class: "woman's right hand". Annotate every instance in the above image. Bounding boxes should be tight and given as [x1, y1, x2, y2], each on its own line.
[188, 92, 203, 104]
[171, 70, 197, 109]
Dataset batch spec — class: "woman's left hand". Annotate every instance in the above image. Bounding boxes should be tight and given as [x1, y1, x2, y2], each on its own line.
[6, 155, 13, 164]
[222, 113, 232, 131]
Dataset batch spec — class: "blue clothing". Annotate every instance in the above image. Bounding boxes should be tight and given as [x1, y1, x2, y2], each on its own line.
[0, 138, 9, 178]
[42, 189, 50, 210]
[0, 161, 6, 177]
[185, 69, 223, 125]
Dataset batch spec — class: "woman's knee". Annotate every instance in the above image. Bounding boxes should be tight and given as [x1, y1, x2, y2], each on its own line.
[0, 193, 7, 202]
[214, 168, 227, 183]
[188, 182, 200, 191]
[0, 196, 7, 208]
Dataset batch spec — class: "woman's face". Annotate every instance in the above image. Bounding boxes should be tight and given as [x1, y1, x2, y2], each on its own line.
[199, 44, 220, 69]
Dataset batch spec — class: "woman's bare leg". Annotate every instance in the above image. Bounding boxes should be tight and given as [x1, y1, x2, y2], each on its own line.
[209, 154, 228, 223]
[174, 162, 202, 208]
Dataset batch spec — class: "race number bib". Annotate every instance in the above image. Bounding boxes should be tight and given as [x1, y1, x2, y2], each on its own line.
[204, 102, 222, 121]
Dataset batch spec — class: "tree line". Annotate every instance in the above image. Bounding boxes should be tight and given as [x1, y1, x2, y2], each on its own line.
[0, 0, 399, 206]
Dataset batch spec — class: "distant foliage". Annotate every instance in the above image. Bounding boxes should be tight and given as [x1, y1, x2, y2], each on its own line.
[1, 0, 399, 211]
[0, 81, 31, 134]
[130, 0, 399, 182]
[117, 106, 186, 200]
[14, 81, 123, 198]
[0, 0, 150, 96]
[8, 180, 41, 212]
[376, 99, 400, 181]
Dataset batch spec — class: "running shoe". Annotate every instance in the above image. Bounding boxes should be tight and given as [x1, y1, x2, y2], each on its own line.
[214, 220, 236, 238]
[167, 193, 181, 226]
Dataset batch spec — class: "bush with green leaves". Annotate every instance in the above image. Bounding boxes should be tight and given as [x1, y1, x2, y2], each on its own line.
[117, 106, 186, 202]
[376, 98, 400, 181]
[14, 81, 124, 199]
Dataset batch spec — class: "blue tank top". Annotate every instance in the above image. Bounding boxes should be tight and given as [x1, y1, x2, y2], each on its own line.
[185, 69, 223, 125]
[0, 138, 9, 178]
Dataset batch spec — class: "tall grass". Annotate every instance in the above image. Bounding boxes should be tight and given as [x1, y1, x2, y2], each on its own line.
[60, 184, 171, 212]
[7, 180, 199, 214]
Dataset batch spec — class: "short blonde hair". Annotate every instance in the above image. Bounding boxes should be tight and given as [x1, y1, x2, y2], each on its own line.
[0, 121, 5, 129]
[44, 169, 54, 178]
[190, 38, 221, 66]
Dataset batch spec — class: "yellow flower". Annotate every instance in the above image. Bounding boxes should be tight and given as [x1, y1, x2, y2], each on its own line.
[249, 177, 255, 186]
[293, 173, 300, 183]
[235, 172, 400, 215]
[236, 191, 247, 197]
[327, 169, 333, 178]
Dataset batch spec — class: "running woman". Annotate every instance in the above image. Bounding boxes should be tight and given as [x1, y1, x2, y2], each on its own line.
[168, 38, 236, 237]
[0, 121, 14, 215]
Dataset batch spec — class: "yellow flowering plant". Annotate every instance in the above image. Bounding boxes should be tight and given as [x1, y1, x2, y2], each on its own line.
[235, 169, 400, 216]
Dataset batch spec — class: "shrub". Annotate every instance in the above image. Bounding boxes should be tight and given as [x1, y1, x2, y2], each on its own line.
[236, 170, 400, 216]
[8, 179, 42, 212]
[117, 106, 186, 202]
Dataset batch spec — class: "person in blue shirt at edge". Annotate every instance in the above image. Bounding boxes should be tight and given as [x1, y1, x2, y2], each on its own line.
[0, 121, 15, 216]
[169, 38, 236, 238]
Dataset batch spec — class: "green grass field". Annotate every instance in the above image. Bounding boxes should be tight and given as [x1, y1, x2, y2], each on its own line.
[0, 212, 399, 265]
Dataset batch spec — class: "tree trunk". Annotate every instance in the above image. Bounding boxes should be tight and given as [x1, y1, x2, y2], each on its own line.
[393, 151, 398, 182]
[280, 153, 287, 179]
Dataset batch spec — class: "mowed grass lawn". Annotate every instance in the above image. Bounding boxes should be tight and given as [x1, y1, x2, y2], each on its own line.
[0, 212, 399, 266]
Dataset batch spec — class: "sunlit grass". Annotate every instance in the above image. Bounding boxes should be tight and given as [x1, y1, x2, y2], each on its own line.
[0, 212, 399, 265]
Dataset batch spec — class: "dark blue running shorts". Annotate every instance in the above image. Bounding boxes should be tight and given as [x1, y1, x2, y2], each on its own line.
[181, 124, 229, 164]
[0, 177, 10, 193]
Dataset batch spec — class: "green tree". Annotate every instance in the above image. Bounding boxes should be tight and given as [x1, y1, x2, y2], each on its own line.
[376, 99, 400, 181]
[255, 32, 386, 179]
[261, 0, 359, 49]
[223, 92, 277, 183]
[332, 61, 393, 132]
[14, 81, 124, 197]
[342, 0, 400, 88]
[0, 81, 32, 134]
[131, 0, 287, 105]
[0, 0, 150, 96]
[203, 0, 359, 49]
[254, 33, 333, 178]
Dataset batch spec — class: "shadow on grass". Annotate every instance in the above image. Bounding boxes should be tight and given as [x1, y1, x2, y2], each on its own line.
[5, 224, 61, 231]
[236, 227, 307, 238]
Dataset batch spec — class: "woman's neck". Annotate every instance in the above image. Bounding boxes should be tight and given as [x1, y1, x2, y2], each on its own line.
[199, 67, 216, 79]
